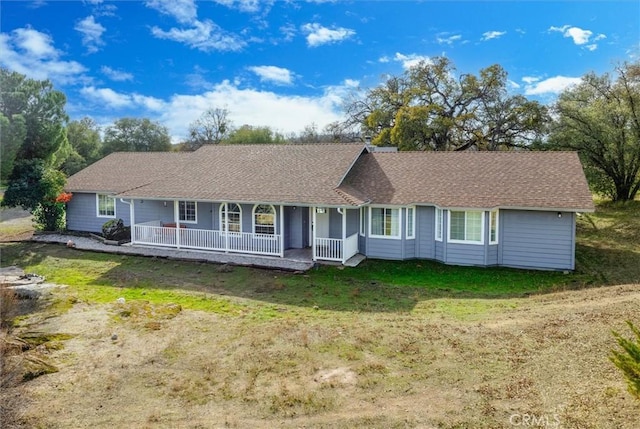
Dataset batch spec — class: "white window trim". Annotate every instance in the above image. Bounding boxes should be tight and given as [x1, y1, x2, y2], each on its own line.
[219, 203, 242, 233]
[178, 201, 198, 224]
[489, 210, 499, 244]
[359, 207, 365, 236]
[96, 194, 116, 218]
[435, 208, 443, 242]
[368, 206, 402, 240]
[447, 210, 485, 245]
[406, 206, 415, 239]
[252, 204, 276, 235]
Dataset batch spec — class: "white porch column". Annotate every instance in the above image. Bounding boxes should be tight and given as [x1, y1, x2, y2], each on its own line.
[224, 202, 229, 253]
[312, 207, 317, 261]
[279, 205, 285, 257]
[341, 208, 347, 264]
[129, 200, 136, 244]
[174, 200, 181, 249]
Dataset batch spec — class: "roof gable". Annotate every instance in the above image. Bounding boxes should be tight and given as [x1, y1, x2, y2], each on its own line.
[339, 151, 595, 211]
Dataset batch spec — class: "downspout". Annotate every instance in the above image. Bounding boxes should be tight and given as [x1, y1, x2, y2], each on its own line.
[120, 199, 134, 243]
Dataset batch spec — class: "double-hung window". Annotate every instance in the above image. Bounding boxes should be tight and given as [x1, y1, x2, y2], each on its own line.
[370, 207, 401, 238]
[489, 210, 499, 244]
[406, 207, 415, 239]
[435, 208, 443, 241]
[253, 204, 275, 235]
[96, 194, 115, 218]
[448, 210, 483, 244]
[220, 203, 242, 233]
[178, 201, 197, 223]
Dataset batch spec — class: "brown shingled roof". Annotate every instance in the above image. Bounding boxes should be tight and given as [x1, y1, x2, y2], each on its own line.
[65, 152, 191, 194]
[66, 145, 594, 211]
[339, 151, 595, 211]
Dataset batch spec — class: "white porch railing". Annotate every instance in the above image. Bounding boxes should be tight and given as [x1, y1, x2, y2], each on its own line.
[132, 223, 281, 256]
[314, 233, 359, 263]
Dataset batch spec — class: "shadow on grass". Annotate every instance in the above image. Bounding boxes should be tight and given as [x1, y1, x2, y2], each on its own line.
[1, 241, 612, 314]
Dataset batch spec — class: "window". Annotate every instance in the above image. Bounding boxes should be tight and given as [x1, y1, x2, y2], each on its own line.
[97, 194, 115, 218]
[360, 207, 365, 236]
[220, 203, 242, 233]
[253, 204, 275, 235]
[435, 208, 443, 241]
[178, 201, 197, 223]
[406, 207, 415, 239]
[449, 210, 483, 244]
[489, 210, 499, 244]
[370, 207, 401, 238]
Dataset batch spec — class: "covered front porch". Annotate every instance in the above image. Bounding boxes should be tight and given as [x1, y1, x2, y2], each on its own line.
[127, 200, 360, 264]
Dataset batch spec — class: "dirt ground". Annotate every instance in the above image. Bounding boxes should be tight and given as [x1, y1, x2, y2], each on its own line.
[0, 206, 33, 242]
[2, 283, 638, 428]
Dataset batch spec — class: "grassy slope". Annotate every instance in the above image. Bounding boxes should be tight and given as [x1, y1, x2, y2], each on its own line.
[0, 201, 639, 428]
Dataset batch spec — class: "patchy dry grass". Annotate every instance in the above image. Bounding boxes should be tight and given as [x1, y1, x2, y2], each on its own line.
[0, 200, 638, 427]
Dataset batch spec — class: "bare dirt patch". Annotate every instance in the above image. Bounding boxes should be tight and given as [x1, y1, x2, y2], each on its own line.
[0, 206, 33, 242]
[1, 283, 638, 428]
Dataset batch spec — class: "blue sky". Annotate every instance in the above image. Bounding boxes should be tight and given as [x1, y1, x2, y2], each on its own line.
[2, 1, 638, 142]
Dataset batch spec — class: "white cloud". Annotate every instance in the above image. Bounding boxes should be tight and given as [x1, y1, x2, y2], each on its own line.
[213, 0, 266, 13]
[145, 0, 197, 24]
[151, 19, 246, 51]
[80, 86, 132, 108]
[549, 25, 605, 50]
[524, 76, 581, 96]
[279, 23, 296, 42]
[393, 52, 431, 70]
[481, 31, 506, 41]
[301, 23, 355, 47]
[74, 16, 105, 54]
[101, 66, 133, 82]
[522, 76, 540, 84]
[507, 80, 520, 89]
[436, 33, 462, 45]
[248, 65, 293, 85]
[0, 28, 87, 84]
[80, 86, 165, 111]
[378, 56, 390, 63]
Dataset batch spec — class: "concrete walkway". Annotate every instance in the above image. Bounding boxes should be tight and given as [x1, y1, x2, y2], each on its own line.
[31, 234, 316, 271]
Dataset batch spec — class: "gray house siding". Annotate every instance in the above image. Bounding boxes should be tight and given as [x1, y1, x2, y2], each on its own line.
[445, 243, 486, 266]
[346, 209, 359, 237]
[134, 200, 173, 225]
[366, 238, 404, 260]
[500, 210, 575, 270]
[358, 208, 367, 254]
[416, 206, 435, 259]
[67, 192, 131, 233]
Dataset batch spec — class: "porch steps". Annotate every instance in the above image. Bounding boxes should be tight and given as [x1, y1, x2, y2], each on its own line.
[344, 253, 366, 267]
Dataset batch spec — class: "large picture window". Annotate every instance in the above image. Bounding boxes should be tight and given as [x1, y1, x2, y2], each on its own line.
[253, 204, 275, 235]
[96, 194, 115, 218]
[370, 207, 401, 238]
[220, 203, 242, 233]
[449, 210, 483, 244]
[178, 201, 197, 223]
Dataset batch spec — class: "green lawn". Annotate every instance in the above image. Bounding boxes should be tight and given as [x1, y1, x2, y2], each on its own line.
[2, 199, 638, 317]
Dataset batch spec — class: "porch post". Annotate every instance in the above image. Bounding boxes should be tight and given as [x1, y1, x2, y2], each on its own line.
[312, 207, 317, 261]
[174, 200, 181, 249]
[279, 205, 284, 257]
[130, 200, 136, 244]
[341, 208, 347, 264]
[224, 202, 229, 253]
